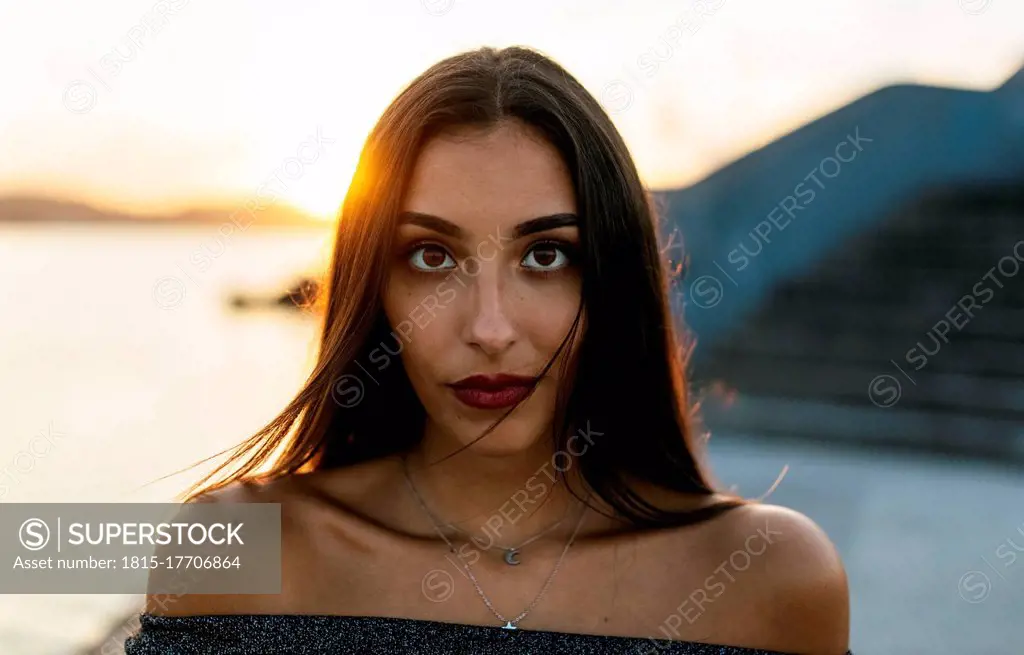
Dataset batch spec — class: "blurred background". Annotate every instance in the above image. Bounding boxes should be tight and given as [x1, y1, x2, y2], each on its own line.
[1, 0, 1022, 653]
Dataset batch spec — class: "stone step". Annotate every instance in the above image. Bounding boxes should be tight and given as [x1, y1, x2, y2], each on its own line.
[699, 395, 1024, 461]
[775, 266, 1024, 305]
[706, 323, 1024, 377]
[711, 296, 1024, 339]
[694, 354, 1024, 417]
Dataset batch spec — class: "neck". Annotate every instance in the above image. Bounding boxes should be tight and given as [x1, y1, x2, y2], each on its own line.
[402, 424, 592, 549]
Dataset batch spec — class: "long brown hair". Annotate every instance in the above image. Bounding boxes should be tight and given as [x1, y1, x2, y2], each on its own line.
[184, 45, 744, 528]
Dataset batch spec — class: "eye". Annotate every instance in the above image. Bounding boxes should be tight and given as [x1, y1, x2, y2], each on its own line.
[521, 242, 572, 272]
[409, 244, 456, 272]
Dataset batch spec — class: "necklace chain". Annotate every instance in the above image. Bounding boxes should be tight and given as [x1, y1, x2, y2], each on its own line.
[409, 480, 575, 556]
[401, 454, 590, 629]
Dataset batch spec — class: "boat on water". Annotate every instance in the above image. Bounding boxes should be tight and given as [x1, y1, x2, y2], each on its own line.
[228, 276, 321, 311]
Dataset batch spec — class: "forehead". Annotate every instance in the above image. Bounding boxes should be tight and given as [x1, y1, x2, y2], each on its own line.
[402, 120, 576, 231]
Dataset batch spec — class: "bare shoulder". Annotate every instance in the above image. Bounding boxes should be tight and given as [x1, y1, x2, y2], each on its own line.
[707, 502, 850, 654]
[175, 453, 404, 509]
[144, 458, 406, 618]
[143, 477, 302, 617]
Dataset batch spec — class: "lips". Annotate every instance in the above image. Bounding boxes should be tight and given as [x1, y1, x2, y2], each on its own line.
[447, 374, 537, 410]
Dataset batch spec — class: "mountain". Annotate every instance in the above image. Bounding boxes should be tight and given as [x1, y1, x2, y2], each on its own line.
[0, 195, 325, 226]
[658, 62, 1024, 346]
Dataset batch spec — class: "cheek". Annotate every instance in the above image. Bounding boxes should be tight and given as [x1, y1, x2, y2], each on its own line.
[383, 275, 454, 382]
[511, 278, 582, 363]
[400, 316, 449, 383]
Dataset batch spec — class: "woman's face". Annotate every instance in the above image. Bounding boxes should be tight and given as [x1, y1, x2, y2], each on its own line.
[383, 120, 583, 456]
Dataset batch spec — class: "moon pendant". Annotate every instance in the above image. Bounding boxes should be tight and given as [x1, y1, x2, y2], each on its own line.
[504, 548, 521, 566]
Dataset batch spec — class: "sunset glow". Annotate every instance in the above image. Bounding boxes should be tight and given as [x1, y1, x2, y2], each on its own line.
[1, 0, 1021, 219]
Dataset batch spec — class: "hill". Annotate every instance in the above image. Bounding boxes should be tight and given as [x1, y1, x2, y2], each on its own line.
[0, 195, 325, 226]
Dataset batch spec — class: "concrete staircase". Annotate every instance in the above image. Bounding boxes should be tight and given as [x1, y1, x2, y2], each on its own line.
[692, 187, 1024, 461]
[660, 64, 1024, 344]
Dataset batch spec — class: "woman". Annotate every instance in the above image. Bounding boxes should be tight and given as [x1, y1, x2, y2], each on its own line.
[126, 46, 850, 654]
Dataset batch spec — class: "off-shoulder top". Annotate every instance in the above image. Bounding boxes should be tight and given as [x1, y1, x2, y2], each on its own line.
[124, 614, 853, 654]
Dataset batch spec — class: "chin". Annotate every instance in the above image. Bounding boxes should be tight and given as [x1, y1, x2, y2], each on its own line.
[449, 419, 546, 457]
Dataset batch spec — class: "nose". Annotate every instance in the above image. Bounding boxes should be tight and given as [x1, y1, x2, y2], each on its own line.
[462, 263, 517, 356]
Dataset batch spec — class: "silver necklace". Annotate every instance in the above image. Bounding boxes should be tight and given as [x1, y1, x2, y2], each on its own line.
[401, 455, 591, 630]
[404, 468, 574, 566]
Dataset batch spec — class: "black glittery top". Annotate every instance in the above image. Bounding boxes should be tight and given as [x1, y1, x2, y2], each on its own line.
[124, 614, 853, 654]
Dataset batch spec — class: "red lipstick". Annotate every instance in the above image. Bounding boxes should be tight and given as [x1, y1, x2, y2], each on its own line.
[447, 374, 537, 410]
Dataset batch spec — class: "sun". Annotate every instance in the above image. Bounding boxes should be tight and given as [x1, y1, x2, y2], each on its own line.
[286, 165, 356, 222]
[279, 141, 362, 222]
[289, 185, 346, 222]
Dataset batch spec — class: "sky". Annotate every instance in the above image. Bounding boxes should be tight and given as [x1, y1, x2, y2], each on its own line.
[0, 0, 1021, 220]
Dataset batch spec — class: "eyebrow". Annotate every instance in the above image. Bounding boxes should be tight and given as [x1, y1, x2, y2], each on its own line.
[397, 212, 578, 240]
